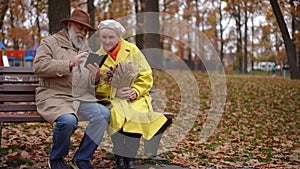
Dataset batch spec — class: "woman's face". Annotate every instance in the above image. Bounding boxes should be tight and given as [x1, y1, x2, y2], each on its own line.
[99, 29, 120, 51]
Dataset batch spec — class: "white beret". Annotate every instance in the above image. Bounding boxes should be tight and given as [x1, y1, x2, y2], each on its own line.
[98, 19, 126, 36]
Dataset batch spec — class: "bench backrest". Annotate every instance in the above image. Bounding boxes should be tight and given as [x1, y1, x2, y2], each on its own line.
[0, 66, 174, 121]
[0, 67, 38, 112]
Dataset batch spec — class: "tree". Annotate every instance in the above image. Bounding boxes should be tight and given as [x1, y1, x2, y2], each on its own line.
[217, 0, 225, 64]
[144, 0, 163, 69]
[48, 0, 70, 34]
[0, 0, 9, 29]
[243, 2, 248, 73]
[135, 0, 145, 50]
[0, 0, 297, 77]
[87, 0, 95, 30]
[87, 0, 99, 51]
[289, 0, 300, 73]
[234, 3, 243, 73]
[30, 0, 48, 45]
[270, 0, 300, 79]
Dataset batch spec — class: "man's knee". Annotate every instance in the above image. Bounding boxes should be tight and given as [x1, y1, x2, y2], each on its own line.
[97, 104, 110, 123]
[56, 113, 78, 129]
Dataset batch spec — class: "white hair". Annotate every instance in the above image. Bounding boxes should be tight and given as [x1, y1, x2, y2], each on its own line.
[98, 19, 126, 37]
[68, 23, 87, 50]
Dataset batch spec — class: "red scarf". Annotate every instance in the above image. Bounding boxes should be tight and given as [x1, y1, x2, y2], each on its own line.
[107, 41, 121, 61]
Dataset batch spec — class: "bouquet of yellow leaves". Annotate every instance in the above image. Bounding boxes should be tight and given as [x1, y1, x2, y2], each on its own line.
[103, 61, 139, 88]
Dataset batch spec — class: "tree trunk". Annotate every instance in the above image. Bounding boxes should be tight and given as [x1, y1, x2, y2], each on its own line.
[0, 0, 9, 29]
[9, 14, 19, 50]
[195, 0, 205, 71]
[48, 0, 70, 34]
[270, 0, 300, 79]
[87, 0, 99, 51]
[289, 0, 300, 69]
[87, 0, 95, 31]
[144, 0, 163, 70]
[244, 4, 248, 73]
[135, 0, 145, 50]
[186, 0, 193, 69]
[234, 5, 243, 73]
[251, 12, 255, 71]
[218, 1, 224, 64]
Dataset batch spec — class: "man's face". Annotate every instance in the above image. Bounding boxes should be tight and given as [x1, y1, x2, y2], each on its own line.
[99, 28, 120, 52]
[68, 22, 89, 50]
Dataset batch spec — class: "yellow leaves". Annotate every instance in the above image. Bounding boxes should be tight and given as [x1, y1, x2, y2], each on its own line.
[104, 61, 139, 88]
[203, 28, 216, 40]
[7, 27, 34, 47]
[262, 25, 272, 34]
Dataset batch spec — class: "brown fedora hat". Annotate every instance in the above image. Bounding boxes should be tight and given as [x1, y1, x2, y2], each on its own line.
[61, 9, 97, 31]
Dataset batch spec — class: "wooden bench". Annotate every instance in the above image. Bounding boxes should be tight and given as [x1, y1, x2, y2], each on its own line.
[0, 66, 174, 148]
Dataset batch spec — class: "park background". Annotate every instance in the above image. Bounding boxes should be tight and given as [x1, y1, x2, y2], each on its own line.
[0, 0, 299, 168]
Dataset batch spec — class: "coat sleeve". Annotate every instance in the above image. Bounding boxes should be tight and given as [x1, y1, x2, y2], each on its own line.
[131, 49, 153, 99]
[33, 36, 71, 78]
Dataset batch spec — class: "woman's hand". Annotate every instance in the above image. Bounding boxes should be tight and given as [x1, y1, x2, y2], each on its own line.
[116, 87, 137, 101]
[116, 87, 130, 99]
[86, 63, 101, 83]
[129, 89, 137, 101]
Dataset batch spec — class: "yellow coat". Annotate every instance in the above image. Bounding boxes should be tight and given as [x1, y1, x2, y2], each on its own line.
[96, 39, 167, 140]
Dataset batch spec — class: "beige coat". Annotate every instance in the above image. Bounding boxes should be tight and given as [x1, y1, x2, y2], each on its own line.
[33, 29, 97, 123]
[96, 39, 167, 140]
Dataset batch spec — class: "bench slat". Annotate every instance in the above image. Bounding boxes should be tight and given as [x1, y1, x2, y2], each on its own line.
[0, 104, 37, 112]
[0, 75, 39, 83]
[0, 67, 34, 74]
[0, 85, 37, 92]
[0, 94, 35, 102]
[0, 112, 173, 122]
[0, 114, 45, 123]
[163, 112, 175, 120]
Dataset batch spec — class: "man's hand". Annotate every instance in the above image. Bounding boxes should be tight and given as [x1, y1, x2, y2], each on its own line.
[69, 52, 88, 68]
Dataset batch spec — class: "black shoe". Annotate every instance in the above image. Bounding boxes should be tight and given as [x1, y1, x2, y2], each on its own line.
[70, 159, 93, 169]
[115, 155, 126, 169]
[48, 159, 69, 169]
[125, 158, 135, 169]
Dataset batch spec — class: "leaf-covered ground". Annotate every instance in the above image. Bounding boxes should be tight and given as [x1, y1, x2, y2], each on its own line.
[0, 71, 299, 168]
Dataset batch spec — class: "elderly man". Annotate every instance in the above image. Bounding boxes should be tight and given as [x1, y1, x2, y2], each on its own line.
[33, 9, 110, 169]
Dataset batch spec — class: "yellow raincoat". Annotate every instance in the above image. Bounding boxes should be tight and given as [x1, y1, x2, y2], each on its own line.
[96, 39, 167, 140]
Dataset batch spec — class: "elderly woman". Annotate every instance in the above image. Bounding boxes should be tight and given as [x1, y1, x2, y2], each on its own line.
[95, 19, 169, 169]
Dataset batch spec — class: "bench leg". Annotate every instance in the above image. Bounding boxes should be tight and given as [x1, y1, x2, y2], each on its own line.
[144, 133, 162, 157]
[0, 122, 3, 148]
[143, 119, 172, 158]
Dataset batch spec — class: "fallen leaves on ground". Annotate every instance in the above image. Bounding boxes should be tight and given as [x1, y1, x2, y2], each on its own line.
[0, 71, 299, 168]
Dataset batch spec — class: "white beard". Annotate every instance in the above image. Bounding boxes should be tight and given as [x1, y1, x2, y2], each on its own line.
[68, 26, 86, 50]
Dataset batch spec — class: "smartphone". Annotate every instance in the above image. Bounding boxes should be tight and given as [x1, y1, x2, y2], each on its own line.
[84, 52, 108, 68]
